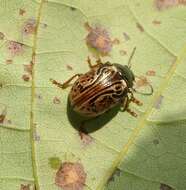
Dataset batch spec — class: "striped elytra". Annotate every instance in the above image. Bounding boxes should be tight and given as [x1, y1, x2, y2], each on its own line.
[69, 62, 134, 117]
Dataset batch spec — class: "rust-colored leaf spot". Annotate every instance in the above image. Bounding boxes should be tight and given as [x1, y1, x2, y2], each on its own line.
[19, 9, 26, 16]
[55, 162, 87, 190]
[155, 0, 186, 10]
[66, 64, 73, 70]
[22, 74, 30, 82]
[112, 38, 120, 45]
[6, 59, 13, 64]
[119, 50, 127, 56]
[160, 183, 174, 190]
[123, 32, 130, 41]
[152, 20, 161, 25]
[7, 41, 24, 56]
[85, 22, 113, 56]
[22, 19, 36, 35]
[20, 184, 30, 190]
[0, 32, 5, 40]
[146, 70, 156, 76]
[135, 76, 149, 88]
[79, 131, 94, 146]
[0, 108, 7, 123]
[136, 22, 144, 32]
[53, 96, 61, 104]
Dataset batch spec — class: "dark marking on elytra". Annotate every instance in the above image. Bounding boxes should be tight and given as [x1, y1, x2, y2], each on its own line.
[55, 162, 87, 190]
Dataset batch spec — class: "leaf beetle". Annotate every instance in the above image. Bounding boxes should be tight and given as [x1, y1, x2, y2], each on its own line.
[50, 48, 153, 118]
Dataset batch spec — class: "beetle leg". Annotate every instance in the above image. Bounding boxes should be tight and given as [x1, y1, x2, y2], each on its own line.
[87, 56, 102, 68]
[50, 74, 81, 89]
[129, 91, 143, 106]
[121, 96, 138, 117]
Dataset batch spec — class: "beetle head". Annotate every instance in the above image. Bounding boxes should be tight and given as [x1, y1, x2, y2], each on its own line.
[114, 64, 135, 88]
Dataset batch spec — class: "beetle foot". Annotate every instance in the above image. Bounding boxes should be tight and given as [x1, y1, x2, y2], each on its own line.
[126, 108, 138, 117]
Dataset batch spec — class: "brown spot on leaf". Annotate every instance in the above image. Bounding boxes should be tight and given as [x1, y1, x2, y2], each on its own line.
[160, 183, 174, 190]
[123, 32, 130, 41]
[66, 64, 73, 70]
[55, 162, 87, 190]
[112, 38, 120, 45]
[6, 59, 13, 64]
[146, 70, 156, 76]
[19, 9, 26, 16]
[7, 41, 24, 56]
[20, 184, 30, 190]
[79, 131, 94, 146]
[22, 74, 30, 82]
[119, 50, 127, 56]
[136, 22, 144, 32]
[0, 108, 7, 123]
[0, 32, 5, 40]
[155, 0, 186, 10]
[22, 19, 36, 35]
[108, 168, 121, 183]
[85, 22, 113, 56]
[53, 96, 61, 104]
[152, 20, 161, 25]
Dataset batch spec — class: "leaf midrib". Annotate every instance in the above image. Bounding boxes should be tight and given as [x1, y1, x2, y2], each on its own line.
[30, 1, 44, 190]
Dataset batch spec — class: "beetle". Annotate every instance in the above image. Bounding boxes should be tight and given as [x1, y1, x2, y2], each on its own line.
[50, 48, 153, 118]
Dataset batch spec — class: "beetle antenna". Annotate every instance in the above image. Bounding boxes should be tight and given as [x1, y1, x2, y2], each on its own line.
[132, 83, 153, 96]
[128, 47, 136, 69]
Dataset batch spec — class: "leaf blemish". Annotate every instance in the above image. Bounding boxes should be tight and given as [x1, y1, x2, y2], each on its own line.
[123, 32, 130, 41]
[24, 63, 32, 75]
[22, 74, 30, 82]
[66, 64, 73, 70]
[153, 139, 159, 145]
[0, 32, 5, 40]
[0, 107, 7, 123]
[119, 50, 127, 56]
[85, 22, 113, 56]
[152, 20, 161, 25]
[155, 0, 186, 10]
[136, 22, 144, 32]
[135, 76, 149, 88]
[22, 18, 36, 36]
[53, 96, 61, 104]
[55, 162, 87, 190]
[7, 41, 24, 56]
[49, 156, 61, 169]
[20, 184, 30, 190]
[107, 168, 121, 183]
[160, 183, 174, 190]
[6, 59, 13, 64]
[19, 9, 26, 16]
[154, 95, 164, 109]
[146, 70, 156, 76]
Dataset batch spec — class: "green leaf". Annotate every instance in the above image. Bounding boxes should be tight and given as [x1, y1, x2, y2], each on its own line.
[0, 0, 186, 190]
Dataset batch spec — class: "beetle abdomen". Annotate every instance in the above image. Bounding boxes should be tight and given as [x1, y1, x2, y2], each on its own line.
[69, 65, 128, 117]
